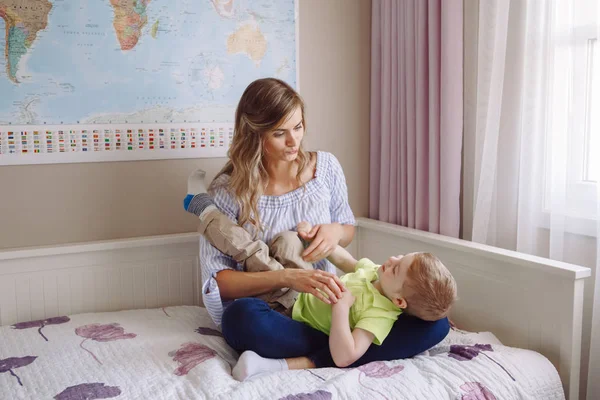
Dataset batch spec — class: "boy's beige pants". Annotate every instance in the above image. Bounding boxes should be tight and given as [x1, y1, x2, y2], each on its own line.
[198, 209, 313, 312]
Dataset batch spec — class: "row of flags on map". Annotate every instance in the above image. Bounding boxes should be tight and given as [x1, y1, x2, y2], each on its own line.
[0, 126, 234, 155]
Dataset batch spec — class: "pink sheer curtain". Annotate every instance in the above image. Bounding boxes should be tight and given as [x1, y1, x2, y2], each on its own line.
[369, 0, 463, 237]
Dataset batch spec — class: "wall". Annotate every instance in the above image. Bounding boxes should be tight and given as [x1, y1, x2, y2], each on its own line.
[0, 0, 371, 250]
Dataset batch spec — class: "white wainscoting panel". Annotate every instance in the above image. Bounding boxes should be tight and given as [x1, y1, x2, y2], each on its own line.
[0, 234, 201, 326]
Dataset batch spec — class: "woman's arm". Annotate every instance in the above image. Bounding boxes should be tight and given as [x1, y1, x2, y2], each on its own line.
[300, 154, 356, 262]
[216, 269, 287, 300]
[217, 268, 345, 304]
[339, 224, 355, 247]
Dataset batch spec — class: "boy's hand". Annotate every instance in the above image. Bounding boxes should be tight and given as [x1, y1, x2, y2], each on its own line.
[334, 290, 355, 309]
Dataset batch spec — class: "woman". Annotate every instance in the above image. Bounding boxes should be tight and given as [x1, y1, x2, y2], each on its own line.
[199, 78, 450, 377]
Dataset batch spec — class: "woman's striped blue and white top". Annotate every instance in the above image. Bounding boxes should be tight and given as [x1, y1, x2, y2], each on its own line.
[200, 151, 356, 327]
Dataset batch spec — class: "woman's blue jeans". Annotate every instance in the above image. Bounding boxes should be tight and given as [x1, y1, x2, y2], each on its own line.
[221, 297, 450, 368]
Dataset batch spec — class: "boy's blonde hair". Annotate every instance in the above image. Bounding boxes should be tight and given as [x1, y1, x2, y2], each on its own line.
[403, 253, 457, 321]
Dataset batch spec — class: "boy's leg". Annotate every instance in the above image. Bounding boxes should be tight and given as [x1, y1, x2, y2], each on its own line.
[184, 169, 286, 272]
[183, 169, 211, 214]
[268, 231, 314, 309]
[184, 170, 294, 308]
[185, 169, 286, 273]
[198, 210, 298, 308]
[198, 210, 283, 271]
[269, 231, 313, 270]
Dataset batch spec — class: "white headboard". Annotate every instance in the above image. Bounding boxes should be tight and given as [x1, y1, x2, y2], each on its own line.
[0, 217, 590, 399]
[353, 218, 590, 400]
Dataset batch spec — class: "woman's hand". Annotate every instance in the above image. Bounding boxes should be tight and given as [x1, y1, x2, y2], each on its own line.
[283, 269, 346, 305]
[298, 223, 344, 262]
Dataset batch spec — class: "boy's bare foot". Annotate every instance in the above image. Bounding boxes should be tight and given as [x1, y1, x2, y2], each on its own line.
[297, 221, 312, 236]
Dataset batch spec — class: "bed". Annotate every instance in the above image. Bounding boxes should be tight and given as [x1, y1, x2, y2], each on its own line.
[0, 217, 590, 399]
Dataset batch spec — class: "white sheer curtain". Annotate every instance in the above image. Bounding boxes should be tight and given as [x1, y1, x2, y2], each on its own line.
[588, 1, 600, 393]
[463, 0, 599, 398]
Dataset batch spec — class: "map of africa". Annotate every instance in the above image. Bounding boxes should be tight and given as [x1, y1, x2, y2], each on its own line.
[0, 0, 296, 125]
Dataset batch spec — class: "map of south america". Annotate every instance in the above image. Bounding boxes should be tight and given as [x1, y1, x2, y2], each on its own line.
[0, 0, 52, 83]
[1, 0, 151, 84]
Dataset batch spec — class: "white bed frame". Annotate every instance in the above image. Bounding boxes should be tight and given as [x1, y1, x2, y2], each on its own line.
[0, 217, 590, 399]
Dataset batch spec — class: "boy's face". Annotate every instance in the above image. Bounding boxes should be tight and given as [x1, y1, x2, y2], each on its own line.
[378, 253, 417, 309]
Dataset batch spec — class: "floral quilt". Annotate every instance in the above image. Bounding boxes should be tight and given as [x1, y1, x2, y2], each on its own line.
[0, 306, 564, 399]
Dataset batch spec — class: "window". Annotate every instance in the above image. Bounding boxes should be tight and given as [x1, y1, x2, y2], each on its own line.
[566, 26, 598, 218]
[541, 0, 599, 236]
[585, 34, 599, 183]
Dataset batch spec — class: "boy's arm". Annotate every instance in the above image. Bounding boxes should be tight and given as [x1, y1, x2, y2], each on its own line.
[329, 292, 375, 367]
[326, 245, 358, 274]
[299, 221, 357, 273]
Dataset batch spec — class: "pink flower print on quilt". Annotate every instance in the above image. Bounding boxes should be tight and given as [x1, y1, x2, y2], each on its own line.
[12, 316, 70, 341]
[0, 356, 36, 387]
[169, 342, 217, 376]
[75, 323, 137, 365]
[357, 361, 404, 400]
[449, 344, 515, 381]
[280, 390, 333, 400]
[358, 361, 404, 378]
[460, 382, 497, 400]
[54, 382, 121, 400]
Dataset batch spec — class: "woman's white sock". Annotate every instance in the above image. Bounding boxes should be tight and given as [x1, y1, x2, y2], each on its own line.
[232, 351, 288, 381]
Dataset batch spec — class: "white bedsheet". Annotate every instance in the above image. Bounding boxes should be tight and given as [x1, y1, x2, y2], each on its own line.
[0, 306, 565, 400]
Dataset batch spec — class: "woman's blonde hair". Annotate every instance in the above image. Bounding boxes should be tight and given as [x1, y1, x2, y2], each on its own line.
[211, 78, 310, 233]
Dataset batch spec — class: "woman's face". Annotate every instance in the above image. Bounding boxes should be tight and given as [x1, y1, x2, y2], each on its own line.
[263, 106, 304, 164]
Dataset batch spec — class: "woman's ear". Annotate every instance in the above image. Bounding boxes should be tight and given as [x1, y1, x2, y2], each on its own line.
[394, 297, 407, 310]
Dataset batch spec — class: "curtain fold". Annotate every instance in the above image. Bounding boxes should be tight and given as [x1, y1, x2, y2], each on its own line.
[369, 0, 463, 237]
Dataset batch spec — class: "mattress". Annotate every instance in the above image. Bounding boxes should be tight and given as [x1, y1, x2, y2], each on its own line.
[0, 306, 565, 400]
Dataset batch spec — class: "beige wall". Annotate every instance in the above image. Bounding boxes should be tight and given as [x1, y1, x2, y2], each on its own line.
[0, 0, 371, 250]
